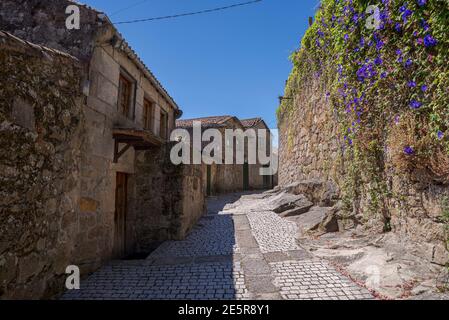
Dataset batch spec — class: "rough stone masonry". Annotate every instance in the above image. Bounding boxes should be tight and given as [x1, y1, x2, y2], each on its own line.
[278, 76, 448, 266]
[0, 0, 206, 299]
[0, 31, 84, 298]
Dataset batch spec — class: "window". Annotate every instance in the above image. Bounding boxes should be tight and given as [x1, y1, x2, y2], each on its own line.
[160, 110, 168, 139]
[143, 99, 154, 131]
[118, 71, 135, 119]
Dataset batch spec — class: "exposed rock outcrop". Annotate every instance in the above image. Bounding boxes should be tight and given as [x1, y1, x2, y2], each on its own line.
[259, 184, 448, 299]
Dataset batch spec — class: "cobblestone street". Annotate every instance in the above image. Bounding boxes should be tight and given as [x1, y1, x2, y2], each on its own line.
[63, 192, 374, 300]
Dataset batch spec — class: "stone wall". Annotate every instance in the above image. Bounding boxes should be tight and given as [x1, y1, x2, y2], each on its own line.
[0, 32, 84, 298]
[278, 77, 448, 266]
[278, 79, 340, 185]
[0, 0, 103, 62]
[134, 144, 205, 251]
[0, 0, 206, 299]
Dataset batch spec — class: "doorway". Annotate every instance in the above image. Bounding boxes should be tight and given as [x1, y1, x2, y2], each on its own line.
[114, 172, 128, 258]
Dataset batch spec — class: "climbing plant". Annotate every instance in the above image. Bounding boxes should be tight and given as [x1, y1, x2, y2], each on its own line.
[278, 0, 449, 219]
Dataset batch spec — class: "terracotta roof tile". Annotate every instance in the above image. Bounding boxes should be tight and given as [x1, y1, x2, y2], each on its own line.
[240, 118, 263, 128]
[176, 116, 234, 128]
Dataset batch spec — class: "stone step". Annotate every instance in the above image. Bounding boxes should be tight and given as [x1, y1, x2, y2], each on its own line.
[278, 200, 314, 218]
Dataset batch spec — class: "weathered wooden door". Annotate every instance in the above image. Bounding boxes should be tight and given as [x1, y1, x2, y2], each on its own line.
[243, 162, 249, 190]
[114, 172, 128, 258]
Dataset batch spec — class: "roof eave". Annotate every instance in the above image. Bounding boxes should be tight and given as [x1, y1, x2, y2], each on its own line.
[96, 10, 181, 112]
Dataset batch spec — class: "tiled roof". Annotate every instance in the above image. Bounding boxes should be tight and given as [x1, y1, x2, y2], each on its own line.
[112, 32, 180, 112]
[176, 116, 234, 128]
[0, 30, 78, 61]
[240, 118, 263, 128]
[69, 0, 180, 112]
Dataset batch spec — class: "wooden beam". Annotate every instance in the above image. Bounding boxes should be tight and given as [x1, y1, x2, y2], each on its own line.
[113, 141, 132, 163]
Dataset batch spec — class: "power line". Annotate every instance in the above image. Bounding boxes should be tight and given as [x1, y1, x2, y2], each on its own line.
[113, 0, 263, 25]
[110, 0, 152, 17]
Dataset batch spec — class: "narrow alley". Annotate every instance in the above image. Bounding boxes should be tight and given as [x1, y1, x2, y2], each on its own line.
[62, 192, 374, 300]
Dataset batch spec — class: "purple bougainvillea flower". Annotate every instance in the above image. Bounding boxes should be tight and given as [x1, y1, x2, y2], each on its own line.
[424, 34, 438, 47]
[408, 81, 416, 88]
[410, 99, 422, 109]
[374, 56, 383, 65]
[417, 0, 427, 6]
[437, 131, 444, 140]
[381, 72, 387, 79]
[394, 23, 402, 32]
[404, 146, 414, 155]
[405, 59, 413, 67]
[344, 34, 349, 41]
[396, 49, 402, 55]
[421, 85, 428, 92]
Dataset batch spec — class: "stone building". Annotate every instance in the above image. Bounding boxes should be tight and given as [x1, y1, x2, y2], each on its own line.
[240, 118, 275, 191]
[176, 116, 275, 196]
[0, 0, 205, 299]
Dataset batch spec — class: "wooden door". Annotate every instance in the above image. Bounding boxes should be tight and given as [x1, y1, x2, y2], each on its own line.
[114, 172, 128, 258]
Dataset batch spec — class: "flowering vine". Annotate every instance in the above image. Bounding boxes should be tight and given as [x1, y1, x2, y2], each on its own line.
[278, 0, 449, 215]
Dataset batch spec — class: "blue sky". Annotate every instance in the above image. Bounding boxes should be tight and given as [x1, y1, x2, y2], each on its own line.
[83, 0, 320, 131]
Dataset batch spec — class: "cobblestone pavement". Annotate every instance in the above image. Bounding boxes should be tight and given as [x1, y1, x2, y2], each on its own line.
[271, 261, 373, 300]
[150, 215, 240, 258]
[63, 261, 248, 300]
[62, 192, 374, 300]
[246, 211, 299, 253]
[63, 212, 249, 300]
